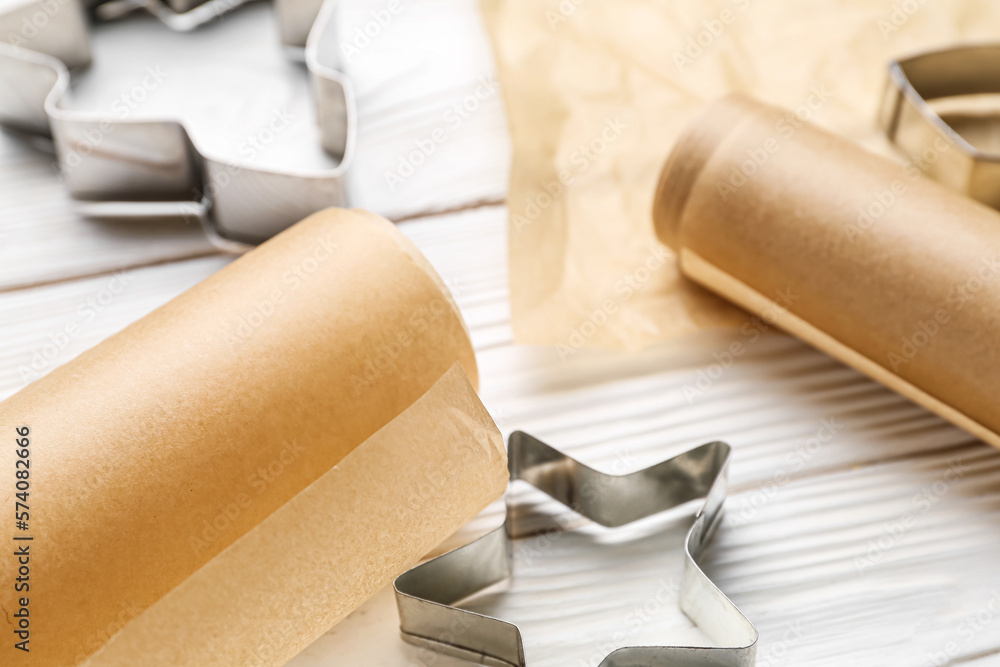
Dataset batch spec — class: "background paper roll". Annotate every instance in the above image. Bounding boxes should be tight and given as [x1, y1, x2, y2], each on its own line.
[654, 94, 1000, 450]
[0, 208, 508, 666]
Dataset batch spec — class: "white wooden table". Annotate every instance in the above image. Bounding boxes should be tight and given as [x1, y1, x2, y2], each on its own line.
[3, 1, 1000, 665]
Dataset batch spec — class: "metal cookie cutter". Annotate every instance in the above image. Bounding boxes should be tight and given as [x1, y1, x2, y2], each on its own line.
[879, 44, 1000, 209]
[393, 431, 758, 667]
[95, 0, 254, 32]
[0, 0, 352, 248]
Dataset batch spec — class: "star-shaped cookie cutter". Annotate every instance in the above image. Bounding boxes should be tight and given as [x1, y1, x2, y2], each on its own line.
[0, 0, 351, 248]
[393, 431, 758, 667]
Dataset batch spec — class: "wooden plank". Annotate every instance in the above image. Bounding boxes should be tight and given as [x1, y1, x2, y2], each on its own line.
[335, 0, 511, 219]
[299, 206, 1000, 667]
[0, 131, 219, 290]
[0, 0, 509, 291]
[0, 254, 232, 398]
[292, 437, 1000, 666]
[2, 153, 999, 667]
[450, 445, 1000, 667]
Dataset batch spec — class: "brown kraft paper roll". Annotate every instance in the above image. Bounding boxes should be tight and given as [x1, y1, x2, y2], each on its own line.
[0, 208, 509, 666]
[654, 94, 1000, 450]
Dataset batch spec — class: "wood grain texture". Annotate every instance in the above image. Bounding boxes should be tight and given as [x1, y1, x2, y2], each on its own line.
[2, 200, 1000, 667]
[0, 255, 232, 399]
[0, 0, 510, 290]
[0, 131, 218, 291]
[333, 0, 511, 220]
[1, 0, 999, 665]
[296, 207, 1000, 667]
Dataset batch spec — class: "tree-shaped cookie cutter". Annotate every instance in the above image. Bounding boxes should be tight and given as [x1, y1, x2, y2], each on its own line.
[394, 431, 759, 667]
[0, 0, 351, 248]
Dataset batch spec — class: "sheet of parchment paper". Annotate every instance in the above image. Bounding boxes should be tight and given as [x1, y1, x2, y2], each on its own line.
[481, 0, 1000, 351]
[80, 363, 505, 667]
[0, 208, 508, 666]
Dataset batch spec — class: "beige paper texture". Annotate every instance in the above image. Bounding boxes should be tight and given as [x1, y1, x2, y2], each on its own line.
[482, 0, 1000, 351]
[654, 94, 1000, 450]
[0, 208, 508, 666]
[81, 363, 506, 667]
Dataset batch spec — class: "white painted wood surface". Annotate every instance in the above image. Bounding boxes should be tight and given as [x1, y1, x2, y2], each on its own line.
[1, 1, 1000, 666]
[0, 132, 217, 290]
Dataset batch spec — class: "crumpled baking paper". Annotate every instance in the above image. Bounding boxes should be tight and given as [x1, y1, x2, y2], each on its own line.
[481, 0, 1000, 352]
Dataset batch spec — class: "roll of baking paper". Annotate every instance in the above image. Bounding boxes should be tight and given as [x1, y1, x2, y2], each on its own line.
[0, 208, 509, 666]
[653, 94, 1000, 451]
